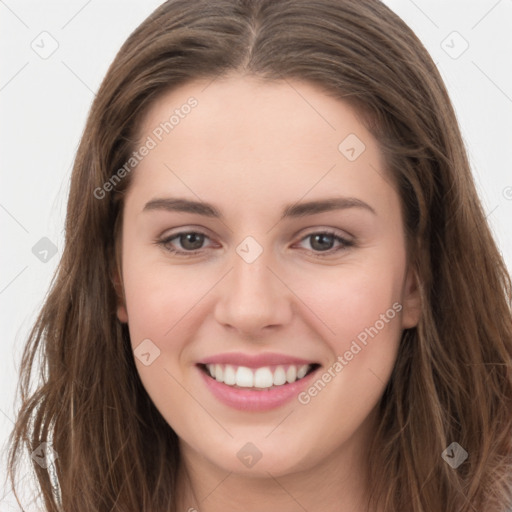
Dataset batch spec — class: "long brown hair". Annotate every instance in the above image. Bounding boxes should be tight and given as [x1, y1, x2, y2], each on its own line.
[8, 0, 512, 510]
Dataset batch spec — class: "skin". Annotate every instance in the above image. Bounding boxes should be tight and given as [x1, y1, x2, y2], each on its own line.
[116, 73, 421, 512]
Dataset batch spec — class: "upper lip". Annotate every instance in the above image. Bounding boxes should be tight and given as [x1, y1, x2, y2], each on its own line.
[197, 352, 319, 368]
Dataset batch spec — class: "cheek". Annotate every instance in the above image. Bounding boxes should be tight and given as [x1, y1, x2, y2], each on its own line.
[122, 252, 207, 345]
[292, 260, 404, 350]
[121, 258, 205, 425]
[289, 257, 404, 407]
[290, 261, 404, 430]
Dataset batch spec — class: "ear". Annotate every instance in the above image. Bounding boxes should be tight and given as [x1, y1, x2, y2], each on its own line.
[401, 265, 421, 329]
[113, 268, 129, 323]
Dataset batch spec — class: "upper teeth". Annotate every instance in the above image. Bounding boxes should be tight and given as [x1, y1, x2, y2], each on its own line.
[205, 364, 311, 389]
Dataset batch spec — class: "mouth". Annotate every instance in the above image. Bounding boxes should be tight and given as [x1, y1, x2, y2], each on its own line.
[196, 356, 322, 411]
[198, 362, 321, 390]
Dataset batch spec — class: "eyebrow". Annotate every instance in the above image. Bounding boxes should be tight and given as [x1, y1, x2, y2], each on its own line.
[143, 196, 376, 220]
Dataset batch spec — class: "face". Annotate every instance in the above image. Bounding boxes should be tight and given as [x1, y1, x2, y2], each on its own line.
[116, 74, 420, 477]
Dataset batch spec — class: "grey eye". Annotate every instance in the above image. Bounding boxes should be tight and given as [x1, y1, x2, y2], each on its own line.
[177, 232, 206, 251]
[308, 233, 336, 252]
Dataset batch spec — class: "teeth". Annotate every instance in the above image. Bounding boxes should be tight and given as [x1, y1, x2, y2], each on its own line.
[223, 364, 236, 385]
[273, 366, 287, 386]
[286, 365, 297, 383]
[204, 363, 313, 389]
[254, 367, 273, 388]
[297, 365, 308, 379]
[235, 366, 254, 387]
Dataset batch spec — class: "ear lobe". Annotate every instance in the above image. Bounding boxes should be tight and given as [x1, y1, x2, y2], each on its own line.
[113, 269, 129, 323]
[401, 266, 421, 329]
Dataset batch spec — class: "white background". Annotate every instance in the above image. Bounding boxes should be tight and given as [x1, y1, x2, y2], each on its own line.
[1, 0, 511, 509]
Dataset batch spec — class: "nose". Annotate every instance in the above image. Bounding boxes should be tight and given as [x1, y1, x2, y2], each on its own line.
[213, 246, 294, 337]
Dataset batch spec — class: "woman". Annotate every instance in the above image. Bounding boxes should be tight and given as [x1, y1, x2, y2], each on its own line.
[8, 0, 512, 510]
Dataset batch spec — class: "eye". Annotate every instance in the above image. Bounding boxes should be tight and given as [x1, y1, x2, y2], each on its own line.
[295, 230, 354, 257]
[155, 229, 354, 258]
[156, 231, 214, 255]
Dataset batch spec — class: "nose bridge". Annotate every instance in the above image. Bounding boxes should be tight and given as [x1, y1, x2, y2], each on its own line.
[214, 240, 292, 333]
[232, 247, 274, 299]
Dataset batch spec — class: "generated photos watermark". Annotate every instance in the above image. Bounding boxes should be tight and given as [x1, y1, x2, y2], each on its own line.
[93, 96, 198, 200]
[298, 301, 403, 405]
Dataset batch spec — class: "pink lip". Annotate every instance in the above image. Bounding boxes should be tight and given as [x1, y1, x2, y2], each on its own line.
[197, 352, 316, 369]
[197, 364, 320, 412]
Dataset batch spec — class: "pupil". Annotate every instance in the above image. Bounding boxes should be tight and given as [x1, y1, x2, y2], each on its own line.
[311, 234, 333, 251]
[181, 233, 204, 250]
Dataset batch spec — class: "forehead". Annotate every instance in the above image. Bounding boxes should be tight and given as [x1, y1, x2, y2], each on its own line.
[128, 75, 396, 220]
[137, 74, 374, 160]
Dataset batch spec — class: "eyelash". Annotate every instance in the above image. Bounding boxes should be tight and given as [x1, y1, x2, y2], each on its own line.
[155, 229, 354, 258]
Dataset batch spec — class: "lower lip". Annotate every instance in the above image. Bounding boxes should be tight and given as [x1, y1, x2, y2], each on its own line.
[198, 366, 320, 412]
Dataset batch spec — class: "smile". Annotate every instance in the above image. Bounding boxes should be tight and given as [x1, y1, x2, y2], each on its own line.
[196, 353, 321, 411]
[201, 363, 317, 389]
